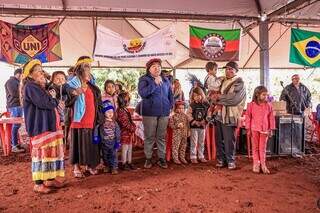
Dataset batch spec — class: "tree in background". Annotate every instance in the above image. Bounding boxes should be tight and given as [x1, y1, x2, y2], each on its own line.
[92, 68, 145, 105]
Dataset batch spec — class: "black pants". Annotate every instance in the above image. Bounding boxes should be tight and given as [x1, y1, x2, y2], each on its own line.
[215, 121, 236, 164]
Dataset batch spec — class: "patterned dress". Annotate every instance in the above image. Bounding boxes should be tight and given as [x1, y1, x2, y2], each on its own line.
[169, 112, 189, 162]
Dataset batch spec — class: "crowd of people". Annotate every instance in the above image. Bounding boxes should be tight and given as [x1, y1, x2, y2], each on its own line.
[4, 56, 318, 194]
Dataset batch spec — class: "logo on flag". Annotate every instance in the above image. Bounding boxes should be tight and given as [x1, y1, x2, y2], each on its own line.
[201, 33, 226, 59]
[289, 28, 320, 67]
[189, 25, 240, 61]
[123, 38, 146, 53]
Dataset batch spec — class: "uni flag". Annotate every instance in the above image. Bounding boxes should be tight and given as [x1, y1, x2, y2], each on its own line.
[189, 25, 240, 61]
[289, 28, 320, 67]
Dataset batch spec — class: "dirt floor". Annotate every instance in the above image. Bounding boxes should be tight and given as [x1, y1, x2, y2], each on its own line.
[0, 144, 320, 213]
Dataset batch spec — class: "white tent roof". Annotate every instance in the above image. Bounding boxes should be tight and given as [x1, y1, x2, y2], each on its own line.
[0, 0, 319, 68]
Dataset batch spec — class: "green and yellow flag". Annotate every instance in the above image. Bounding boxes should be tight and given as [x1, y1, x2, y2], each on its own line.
[290, 28, 320, 67]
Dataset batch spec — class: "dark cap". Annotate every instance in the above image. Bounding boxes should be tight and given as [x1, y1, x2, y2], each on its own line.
[223, 61, 239, 72]
[14, 68, 22, 75]
[146, 58, 162, 71]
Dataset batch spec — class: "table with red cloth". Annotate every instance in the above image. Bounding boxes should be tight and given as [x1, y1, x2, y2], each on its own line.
[0, 117, 24, 156]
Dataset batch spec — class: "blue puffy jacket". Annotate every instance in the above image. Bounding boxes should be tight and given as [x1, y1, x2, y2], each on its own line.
[138, 73, 173, 117]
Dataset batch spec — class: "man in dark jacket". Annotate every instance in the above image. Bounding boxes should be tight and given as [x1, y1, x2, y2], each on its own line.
[280, 74, 311, 115]
[5, 68, 25, 153]
[138, 58, 174, 169]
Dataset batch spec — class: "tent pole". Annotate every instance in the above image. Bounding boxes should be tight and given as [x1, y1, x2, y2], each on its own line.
[259, 21, 270, 89]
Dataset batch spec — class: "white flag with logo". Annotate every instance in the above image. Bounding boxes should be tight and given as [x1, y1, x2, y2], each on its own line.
[94, 24, 176, 61]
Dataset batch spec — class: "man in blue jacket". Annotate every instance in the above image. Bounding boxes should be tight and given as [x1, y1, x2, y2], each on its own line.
[5, 68, 25, 153]
[138, 58, 173, 169]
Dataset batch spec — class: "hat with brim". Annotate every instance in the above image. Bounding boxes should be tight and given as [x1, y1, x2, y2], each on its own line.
[223, 61, 239, 72]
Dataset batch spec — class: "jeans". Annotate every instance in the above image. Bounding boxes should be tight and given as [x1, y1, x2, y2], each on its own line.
[101, 141, 118, 169]
[190, 128, 205, 160]
[215, 121, 236, 164]
[142, 116, 169, 160]
[8, 107, 23, 148]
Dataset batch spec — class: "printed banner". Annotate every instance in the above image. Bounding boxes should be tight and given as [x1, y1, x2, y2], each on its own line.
[94, 24, 175, 61]
[0, 20, 62, 64]
[189, 25, 240, 61]
[289, 28, 320, 67]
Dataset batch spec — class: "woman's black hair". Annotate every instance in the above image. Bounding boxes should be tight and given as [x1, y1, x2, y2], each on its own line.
[104, 79, 115, 92]
[252, 86, 268, 104]
[51, 71, 66, 82]
[117, 91, 130, 108]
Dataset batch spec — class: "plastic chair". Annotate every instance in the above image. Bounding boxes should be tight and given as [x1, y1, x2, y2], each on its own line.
[309, 112, 320, 143]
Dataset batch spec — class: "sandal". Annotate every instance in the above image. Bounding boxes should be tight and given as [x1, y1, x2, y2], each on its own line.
[173, 159, 182, 165]
[33, 184, 52, 194]
[86, 167, 98, 175]
[44, 180, 66, 189]
[73, 170, 84, 178]
[261, 165, 270, 174]
[252, 164, 260, 173]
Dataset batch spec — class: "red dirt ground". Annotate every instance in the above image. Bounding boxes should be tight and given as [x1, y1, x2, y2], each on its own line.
[0, 148, 320, 213]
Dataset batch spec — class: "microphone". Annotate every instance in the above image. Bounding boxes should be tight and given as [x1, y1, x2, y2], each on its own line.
[280, 81, 284, 87]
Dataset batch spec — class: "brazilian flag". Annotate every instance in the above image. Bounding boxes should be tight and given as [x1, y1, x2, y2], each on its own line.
[290, 28, 320, 67]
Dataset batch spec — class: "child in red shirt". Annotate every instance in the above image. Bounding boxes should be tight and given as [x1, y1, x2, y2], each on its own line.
[245, 86, 275, 174]
[116, 92, 136, 170]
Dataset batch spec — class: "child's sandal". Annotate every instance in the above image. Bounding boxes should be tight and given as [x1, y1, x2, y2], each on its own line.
[261, 165, 270, 174]
[86, 168, 98, 175]
[73, 170, 84, 178]
[252, 164, 260, 173]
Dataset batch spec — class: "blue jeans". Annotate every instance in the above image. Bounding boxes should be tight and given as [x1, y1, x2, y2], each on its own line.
[8, 107, 23, 148]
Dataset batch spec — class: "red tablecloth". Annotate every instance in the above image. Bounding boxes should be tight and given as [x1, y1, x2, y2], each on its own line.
[0, 117, 23, 156]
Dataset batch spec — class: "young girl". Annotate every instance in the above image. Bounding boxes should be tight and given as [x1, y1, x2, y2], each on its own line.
[22, 59, 65, 194]
[116, 92, 137, 170]
[187, 87, 210, 164]
[102, 80, 118, 110]
[100, 100, 121, 175]
[245, 86, 275, 174]
[169, 101, 189, 164]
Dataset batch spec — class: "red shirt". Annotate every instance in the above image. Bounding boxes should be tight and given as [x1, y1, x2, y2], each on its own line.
[71, 87, 95, 129]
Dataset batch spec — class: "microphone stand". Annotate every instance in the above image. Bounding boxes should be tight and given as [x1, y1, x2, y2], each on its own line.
[280, 83, 299, 157]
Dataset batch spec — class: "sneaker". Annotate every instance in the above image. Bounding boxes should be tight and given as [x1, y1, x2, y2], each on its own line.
[191, 159, 198, 164]
[144, 159, 153, 169]
[111, 169, 119, 175]
[216, 160, 227, 168]
[12, 146, 25, 153]
[128, 163, 137, 170]
[252, 164, 260, 173]
[44, 180, 66, 189]
[157, 158, 168, 169]
[199, 158, 208, 163]
[228, 162, 236, 170]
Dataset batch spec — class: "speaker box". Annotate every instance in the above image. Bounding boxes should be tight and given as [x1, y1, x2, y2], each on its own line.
[237, 128, 277, 156]
[277, 115, 305, 155]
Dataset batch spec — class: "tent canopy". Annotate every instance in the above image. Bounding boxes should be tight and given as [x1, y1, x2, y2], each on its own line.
[0, 0, 319, 68]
